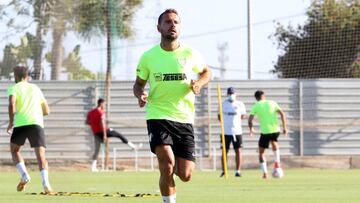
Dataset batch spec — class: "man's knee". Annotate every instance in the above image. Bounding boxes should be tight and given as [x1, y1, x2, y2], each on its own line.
[11, 148, 19, 154]
[159, 161, 175, 177]
[177, 169, 192, 182]
[271, 141, 279, 150]
[10, 144, 20, 154]
[156, 145, 175, 177]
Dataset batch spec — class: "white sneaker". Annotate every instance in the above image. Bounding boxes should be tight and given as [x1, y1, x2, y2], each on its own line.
[17, 174, 30, 192]
[91, 167, 99, 172]
[43, 185, 54, 194]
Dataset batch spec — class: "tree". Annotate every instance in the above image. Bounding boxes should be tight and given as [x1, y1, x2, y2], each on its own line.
[74, 0, 141, 104]
[49, 0, 68, 80]
[62, 45, 96, 80]
[0, 33, 36, 78]
[32, 0, 54, 79]
[51, 0, 141, 80]
[12, 33, 36, 66]
[0, 44, 17, 79]
[1, 0, 142, 80]
[272, 0, 360, 78]
[74, 0, 142, 81]
[1, 0, 54, 79]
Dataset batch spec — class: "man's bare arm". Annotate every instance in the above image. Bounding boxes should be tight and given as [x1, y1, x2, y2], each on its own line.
[278, 109, 288, 135]
[248, 115, 254, 130]
[7, 95, 16, 134]
[248, 115, 255, 137]
[191, 66, 211, 95]
[101, 118, 108, 141]
[85, 115, 90, 125]
[41, 102, 50, 116]
[133, 77, 148, 108]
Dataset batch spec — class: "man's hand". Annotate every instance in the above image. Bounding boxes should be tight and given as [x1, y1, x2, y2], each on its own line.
[103, 136, 108, 142]
[7, 123, 13, 135]
[190, 80, 201, 95]
[137, 92, 148, 108]
[133, 77, 148, 108]
[283, 128, 288, 137]
[249, 127, 256, 137]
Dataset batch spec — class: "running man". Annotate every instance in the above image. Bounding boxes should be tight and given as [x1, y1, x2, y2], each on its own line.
[7, 66, 53, 193]
[133, 9, 211, 203]
[248, 90, 288, 179]
[86, 98, 141, 172]
[219, 87, 246, 177]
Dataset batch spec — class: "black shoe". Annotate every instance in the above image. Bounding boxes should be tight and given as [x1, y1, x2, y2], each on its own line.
[219, 172, 225, 177]
[235, 172, 242, 177]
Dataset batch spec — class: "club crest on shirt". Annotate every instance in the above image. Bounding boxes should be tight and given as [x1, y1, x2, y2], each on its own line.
[177, 58, 188, 68]
[154, 73, 163, 81]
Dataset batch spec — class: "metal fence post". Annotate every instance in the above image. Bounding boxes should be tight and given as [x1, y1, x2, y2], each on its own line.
[299, 80, 304, 156]
[134, 149, 138, 171]
[207, 83, 212, 156]
[212, 146, 217, 171]
[113, 148, 116, 171]
[94, 84, 99, 106]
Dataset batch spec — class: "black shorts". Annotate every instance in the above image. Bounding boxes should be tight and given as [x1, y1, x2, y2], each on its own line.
[11, 125, 46, 148]
[221, 135, 243, 152]
[259, 132, 280, 149]
[147, 119, 195, 162]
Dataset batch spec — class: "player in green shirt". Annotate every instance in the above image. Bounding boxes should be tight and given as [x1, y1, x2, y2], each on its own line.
[133, 9, 211, 203]
[7, 66, 53, 193]
[248, 90, 288, 179]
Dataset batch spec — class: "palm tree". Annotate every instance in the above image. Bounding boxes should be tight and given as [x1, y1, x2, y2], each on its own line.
[1, 0, 142, 80]
[49, 0, 70, 80]
[50, 0, 142, 80]
[1, 0, 54, 80]
[74, 0, 141, 103]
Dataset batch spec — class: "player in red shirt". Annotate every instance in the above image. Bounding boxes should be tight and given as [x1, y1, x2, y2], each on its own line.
[86, 98, 141, 172]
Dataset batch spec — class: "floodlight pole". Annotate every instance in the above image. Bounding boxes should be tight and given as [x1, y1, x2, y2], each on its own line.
[247, 0, 252, 80]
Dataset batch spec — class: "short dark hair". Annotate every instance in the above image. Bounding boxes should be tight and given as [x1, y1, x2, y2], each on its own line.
[158, 8, 179, 25]
[13, 66, 29, 80]
[254, 90, 264, 101]
[227, 87, 235, 95]
[97, 98, 105, 106]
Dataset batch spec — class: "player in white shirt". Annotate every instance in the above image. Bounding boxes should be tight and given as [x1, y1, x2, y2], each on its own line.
[218, 87, 246, 177]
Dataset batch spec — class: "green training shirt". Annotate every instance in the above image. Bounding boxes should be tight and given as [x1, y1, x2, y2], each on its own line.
[250, 100, 281, 134]
[7, 81, 46, 128]
[136, 44, 206, 124]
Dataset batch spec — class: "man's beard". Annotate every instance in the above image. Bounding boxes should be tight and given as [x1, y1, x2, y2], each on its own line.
[162, 32, 178, 41]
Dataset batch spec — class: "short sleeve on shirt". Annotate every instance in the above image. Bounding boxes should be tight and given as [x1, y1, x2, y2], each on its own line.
[191, 50, 206, 74]
[250, 104, 257, 115]
[100, 111, 105, 119]
[240, 102, 246, 115]
[7, 85, 15, 97]
[273, 101, 281, 112]
[136, 53, 149, 81]
[36, 86, 46, 104]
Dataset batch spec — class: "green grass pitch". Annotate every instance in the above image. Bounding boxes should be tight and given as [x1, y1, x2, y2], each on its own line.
[0, 169, 359, 203]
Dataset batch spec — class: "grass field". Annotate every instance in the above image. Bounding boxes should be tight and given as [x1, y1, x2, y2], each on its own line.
[0, 169, 359, 203]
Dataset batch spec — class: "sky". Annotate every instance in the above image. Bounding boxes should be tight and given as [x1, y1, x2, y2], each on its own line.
[0, 0, 312, 80]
